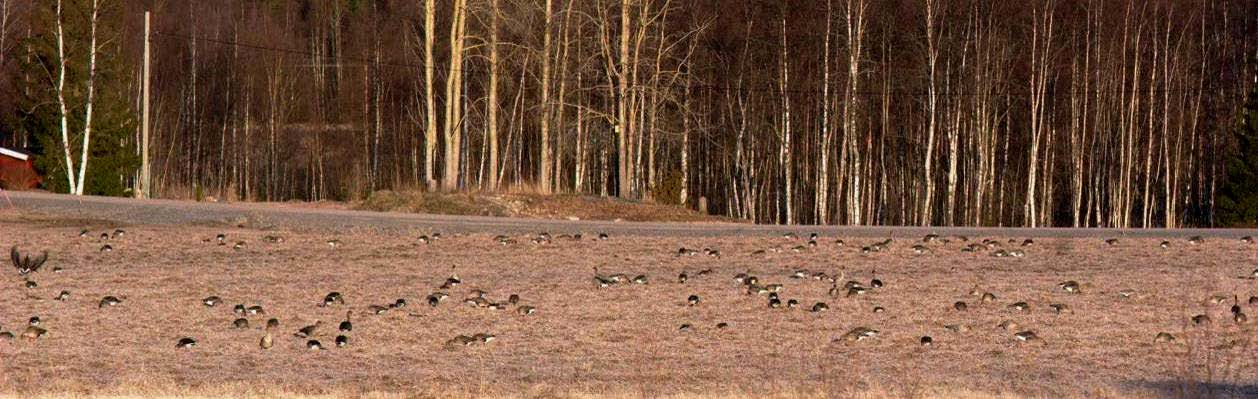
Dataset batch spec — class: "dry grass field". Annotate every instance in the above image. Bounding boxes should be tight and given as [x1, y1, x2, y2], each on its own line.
[1, 212, 1255, 398]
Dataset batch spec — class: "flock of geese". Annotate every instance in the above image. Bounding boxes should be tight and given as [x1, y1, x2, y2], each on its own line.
[3, 229, 1257, 353]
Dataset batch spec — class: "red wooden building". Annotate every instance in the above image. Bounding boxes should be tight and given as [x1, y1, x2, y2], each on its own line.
[0, 147, 41, 190]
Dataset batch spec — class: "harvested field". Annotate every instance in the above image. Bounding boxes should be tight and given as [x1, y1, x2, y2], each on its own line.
[0, 211, 1256, 398]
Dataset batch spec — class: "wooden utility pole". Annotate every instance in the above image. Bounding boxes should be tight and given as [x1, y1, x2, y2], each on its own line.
[139, 11, 151, 199]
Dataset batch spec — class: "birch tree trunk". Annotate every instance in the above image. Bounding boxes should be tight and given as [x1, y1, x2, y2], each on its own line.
[486, 0, 500, 191]
[538, 0, 554, 193]
[442, 0, 467, 191]
[921, 0, 939, 226]
[54, 0, 77, 195]
[423, 0, 437, 190]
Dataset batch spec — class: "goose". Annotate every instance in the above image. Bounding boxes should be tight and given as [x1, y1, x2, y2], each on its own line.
[326, 239, 342, 248]
[695, 268, 714, 277]
[99, 232, 110, 240]
[79, 229, 90, 238]
[1160, 241, 1170, 249]
[704, 248, 721, 257]
[175, 337, 197, 348]
[266, 318, 280, 329]
[911, 245, 930, 254]
[112, 229, 126, 239]
[1118, 289, 1137, 299]
[203, 296, 221, 307]
[846, 286, 868, 297]
[1007, 249, 1026, 257]
[1014, 331, 1040, 343]
[0, 331, 13, 340]
[1236, 312, 1248, 324]
[953, 301, 968, 312]
[1231, 296, 1243, 315]
[10, 246, 48, 275]
[307, 340, 325, 350]
[836, 327, 878, 343]
[1188, 235, 1204, 245]
[246, 305, 264, 315]
[687, 295, 701, 306]
[678, 324, 692, 332]
[1154, 332, 1176, 343]
[22, 325, 47, 340]
[834, 239, 846, 247]
[593, 269, 613, 288]
[368, 305, 390, 315]
[1191, 314, 1212, 326]
[323, 292, 345, 306]
[29, 316, 41, 326]
[872, 306, 885, 313]
[768, 298, 782, 308]
[427, 293, 449, 306]
[263, 235, 285, 243]
[1058, 281, 1081, 294]
[100, 244, 113, 252]
[1021, 238, 1034, 247]
[1049, 303, 1070, 314]
[446, 335, 476, 347]
[508, 294, 520, 305]
[232, 241, 246, 250]
[471, 333, 495, 343]
[923, 234, 939, 243]
[99, 296, 122, 308]
[295, 321, 321, 338]
[733, 273, 749, 284]
[597, 233, 609, 240]
[335, 335, 349, 347]
[24, 280, 36, 289]
[981, 292, 997, 303]
[632, 275, 649, 285]
[678, 272, 688, 284]
[677, 247, 699, 257]
[339, 311, 353, 332]
[391, 298, 408, 309]
[943, 324, 969, 333]
[1105, 238, 1119, 246]
[418, 235, 431, 244]
[260, 329, 274, 350]
[215, 233, 227, 244]
[790, 270, 809, 279]
[1242, 236, 1253, 244]
[1008, 302, 1030, 312]
[1250, 296, 1258, 305]
[870, 270, 883, 288]
[920, 336, 934, 346]
[516, 306, 535, 315]
[764, 283, 784, 292]
[1208, 295, 1230, 305]
[465, 297, 491, 308]
[787, 299, 800, 308]
[716, 322, 729, 329]
[811, 302, 829, 312]
[487, 302, 509, 310]
[55, 290, 70, 301]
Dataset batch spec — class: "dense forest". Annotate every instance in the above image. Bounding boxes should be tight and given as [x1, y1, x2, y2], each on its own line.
[0, 0, 1255, 227]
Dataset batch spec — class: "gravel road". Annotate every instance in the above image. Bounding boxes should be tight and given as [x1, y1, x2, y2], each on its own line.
[3, 190, 1255, 238]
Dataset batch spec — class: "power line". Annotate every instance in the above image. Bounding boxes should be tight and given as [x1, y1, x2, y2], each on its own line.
[152, 30, 1236, 99]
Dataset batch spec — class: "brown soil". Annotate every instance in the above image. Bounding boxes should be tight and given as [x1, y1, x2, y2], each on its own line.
[0, 214, 1255, 398]
[353, 190, 731, 223]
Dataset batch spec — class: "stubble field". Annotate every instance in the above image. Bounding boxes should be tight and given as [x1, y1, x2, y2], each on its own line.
[0, 213, 1255, 398]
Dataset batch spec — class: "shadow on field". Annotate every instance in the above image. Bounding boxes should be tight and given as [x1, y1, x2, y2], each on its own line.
[1127, 380, 1258, 398]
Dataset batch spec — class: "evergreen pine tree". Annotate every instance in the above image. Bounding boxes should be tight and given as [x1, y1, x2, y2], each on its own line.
[1217, 75, 1258, 226]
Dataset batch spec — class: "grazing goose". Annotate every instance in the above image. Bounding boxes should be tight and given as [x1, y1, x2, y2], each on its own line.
[870, 270, 883, 288]
[202, 296, 221, 307]
[1021, 238, 1034, 246]
[175, 337, 197, 348]
[1013, 331, 1040, 343]
[55, 290, 70, 301]
[597, 233, 609, 240]
[516, 306, 535, 315]
[911, 245, 930, 254]
[446, 335, 476, 347]
[593, 269, 613, 288]
[1048, 303, 1070, 314]
[99, 244, 113, 252]
[923, 234, 939, 243]
[632, 275, 649, 285]
[246, 305, 265, 315]
[786, 299, 800, 308]
[22, 325, 47, 340]
[335, 335, 349, 347]
[981, 292, 997, 303]
[1191, 314, 1212, 326]
[295, 321, 322, 338]
[872, 306, 885, 313]
[427, 292, 449, 306]
[1118, 289, 1137, 299]
[326, 239, 342, 248]
[1208, 295, 1230, 305]
[1250, 296, 1257, 305]
[1058, 281, 1081, 294]
[471, 333, 496, 343]
[811, 302, 830, 312]
[920, 336, 934, 346]
[768, 298, 782, 308]
[0, 331, 13, 340]
[465, 297, 491, 308]
[846, 286, 868, 297]
[367, 305, 390, 315]
[678, 324, 693, 332]
[307, 340, 326, 350]
[716, 322, 729, 329]
[233, 304, 247, 315]
[24, 280, 36, 289]
[29, 316, 41, 326]
[339, 311, 353, 332]
[391, 298, 408, 309]
[1105, 238, 1119, 246]
[10, 246, 48, 275]
[99, 296, 122, 308]
[1242, 236, 1253, 244]
[233, 318, 249, 329]
[266, 318, 279, 329]
[836, 327, 878, 343]
[687, 295, 701, 306]
[1008, 302, 1030, 312]
[508, 294, 520, 305]
[1154, 332, 1176, 343]
[953, 301, 968, 312]
[1188, 236, 1203, 245]
[323, 292, 345, 306]
[1160, 241, 1170, 249]
[232, 241, 246, 250]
